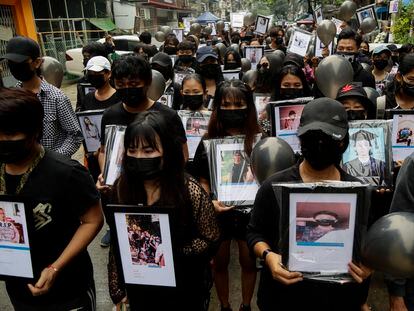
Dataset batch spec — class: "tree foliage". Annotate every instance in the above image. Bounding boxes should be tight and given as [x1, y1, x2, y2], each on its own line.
[392, 1, 414, 44]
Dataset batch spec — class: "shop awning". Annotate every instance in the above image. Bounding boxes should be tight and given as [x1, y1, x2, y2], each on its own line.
[143, 0, 194, 11]
[88, 18, 117, 31]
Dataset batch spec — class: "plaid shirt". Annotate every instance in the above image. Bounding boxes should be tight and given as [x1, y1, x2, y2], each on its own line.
[17, 79, 83, 156]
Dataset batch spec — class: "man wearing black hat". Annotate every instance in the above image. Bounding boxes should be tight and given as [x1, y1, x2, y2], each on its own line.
[247, 98, 372, 310]
[336, 82, 375, 120]
[1, 36, 83, 157]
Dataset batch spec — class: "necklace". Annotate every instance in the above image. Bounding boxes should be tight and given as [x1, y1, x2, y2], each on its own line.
[0, 147, 45, 195]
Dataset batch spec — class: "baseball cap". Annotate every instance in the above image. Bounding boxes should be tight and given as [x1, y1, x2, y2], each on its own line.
[372, 45, 391, 56]
[387, 44, 398, 52]
[1, 36, 40, 63]
[336, 82, 374, 112]
[196, 46, 218, 63]
[85, 56, 111, 72]
[151, 52, 172, 67]
[283, 53, 304, 68]
[297, 98, 348, 140]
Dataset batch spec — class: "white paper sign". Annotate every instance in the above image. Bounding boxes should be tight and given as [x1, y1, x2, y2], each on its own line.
[288, 30, 312, 57]
[231, 13, 244, 28]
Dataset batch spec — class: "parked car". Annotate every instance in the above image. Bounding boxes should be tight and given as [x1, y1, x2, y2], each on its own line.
[65, 35, 141, 77]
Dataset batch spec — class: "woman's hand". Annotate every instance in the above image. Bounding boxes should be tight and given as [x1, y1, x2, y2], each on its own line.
[27, 266, 58, 296]
[266, 252, 303, 285]
[212, 200, 234, 213]
[96, 174, 111, 194]
[348, 262, 372, 283]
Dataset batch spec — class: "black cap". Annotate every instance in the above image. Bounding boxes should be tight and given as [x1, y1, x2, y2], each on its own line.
[386, 44, 398, 52]
[336, 83, 375, 114]
[151, 52, 172, 67]
[283, 53, 304, 68]
[297, 98, 348, 140]
[1, 36, 40, 63]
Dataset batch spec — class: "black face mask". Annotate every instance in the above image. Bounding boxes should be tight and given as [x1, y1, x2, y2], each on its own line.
[359, 50, 370, 56]
[164, 46, 177, 55]
[8, 62, 35, 82]
[402, 81, 414, 97]
[301, 133, 346, 171]
[225, 62, 239, 70]
[280, 88, 304, 100]
[220, 109, 248, 129]
[88, 75, 106, 89]
[0, 139, 33, 164]
[83, 58, 89, 68]
[374, 59, 388, 70]
[199, 63, 221, 79]
[125, 156, 162, 181]
[275, 37, 284, 45]
[183, 95, 204, 111]
[117, 87, 147, 107]
[347, 110, 366, 121]
[179, 55, 194, 64]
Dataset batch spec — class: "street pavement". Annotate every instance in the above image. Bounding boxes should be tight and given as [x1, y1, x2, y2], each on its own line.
[0, 81, 389, 311]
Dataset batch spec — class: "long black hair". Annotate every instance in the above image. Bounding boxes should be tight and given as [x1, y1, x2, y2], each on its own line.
[116, 111, 186, 209]
[272, 64, 311, 100]
[207, 80, 261, 156]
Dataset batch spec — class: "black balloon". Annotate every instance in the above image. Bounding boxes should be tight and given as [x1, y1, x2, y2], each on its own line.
[362, 212, 414, 277]
[363, 87, 380, 107]
[251, 137, 296, 185]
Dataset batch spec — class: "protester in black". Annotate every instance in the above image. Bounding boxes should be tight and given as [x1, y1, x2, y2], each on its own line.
[180, 74, 208, 111]
[107, 112, 219, 311]
[195, 46, 224, 100]
[174, 40, 198, 71]
[336, 82, 376, 120]
[0, 88, 103, 310]
[336, 28, 375, 88]
[272, 64, 312, 100]
[247, 98, 372, 311]
[139, 31, 158, 57]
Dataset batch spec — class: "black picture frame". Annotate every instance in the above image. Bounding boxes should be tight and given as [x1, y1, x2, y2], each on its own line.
[388, 109, 414, 162]
[356, 4, 378, 29]
[254, 15, 270, 35]
[243, 46, 264, 70]
[76, 109, 105, 154]
[273, 183, 370, 281]
[109, 204, 178, 289]
[0, 195, 35, 281]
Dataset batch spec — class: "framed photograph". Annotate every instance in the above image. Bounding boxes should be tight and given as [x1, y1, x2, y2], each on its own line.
[204, 136, 260, 206]
[287, 28, 312, 57]
[270, 98, 313, 153]
[207, 22, 217, 36]
[182, 17, 192, 33]
[274, 183, 369, 281]
[356, 4, 377, 27]
[224, 22, 230, 32]
[314, 5, 323, 24]
[315, 35, 333, 58]
[103, 125, 126, 186]
[110, 205, 176, 287]
[244, 46, 264, 70]
[222, 69, 241, 81]
[389, 0, 399, 13]
[158, 94, 173, 108]
[172, 28, 184, 42]
[76, 109, 104, 153]
[341, 120, 393, 187]
[178, 110, 211, 160]
[253, 93, 272, 123]
[390, 110, 414, 162]
[331, 17, 344, 35]
[254, 15, 270, 35]
[0, 196, 34, 280]
[79, 83, 95, 96]
[230, 13, 244, 28]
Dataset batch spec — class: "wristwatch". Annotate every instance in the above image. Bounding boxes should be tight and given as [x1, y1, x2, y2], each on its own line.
[261, 249, 272, 261]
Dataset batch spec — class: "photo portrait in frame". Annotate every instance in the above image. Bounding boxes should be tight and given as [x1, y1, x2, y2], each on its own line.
[273, 183, 369, 282]
[253, 93, 271, 123]
[341, 120, 392, 187]
[287, 28, 312, 57]
[314, 5, 323, 24]
[254, 15, 270, 35]
[356, 4, 378, 28]
[0, 196, 34, 280]
[222, 69, 241, 81]
[244, 46, 264, 70]
[76, 109, 104, 153]
[103, 125, 126, 186]
[390, 110, 414, 162]
[204, 136, 260, 207]
[111, 205, 176, 287]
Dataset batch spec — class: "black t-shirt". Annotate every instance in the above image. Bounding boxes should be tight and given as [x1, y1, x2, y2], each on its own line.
[246, 163, 369, 310]
[81, 91, 120, 112]
[100, 101, 187, 145]
[5, 150, 100, 305]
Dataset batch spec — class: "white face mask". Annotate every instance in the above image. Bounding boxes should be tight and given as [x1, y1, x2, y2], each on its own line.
[336, 52, 356, 63]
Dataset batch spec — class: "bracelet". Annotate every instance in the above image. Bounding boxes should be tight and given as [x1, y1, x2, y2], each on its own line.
[261, 249, 272, 262]
[47, 265, 59, 272]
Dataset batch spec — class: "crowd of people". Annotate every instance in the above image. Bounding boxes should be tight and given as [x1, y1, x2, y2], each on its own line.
[1, 11, 414, 311]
